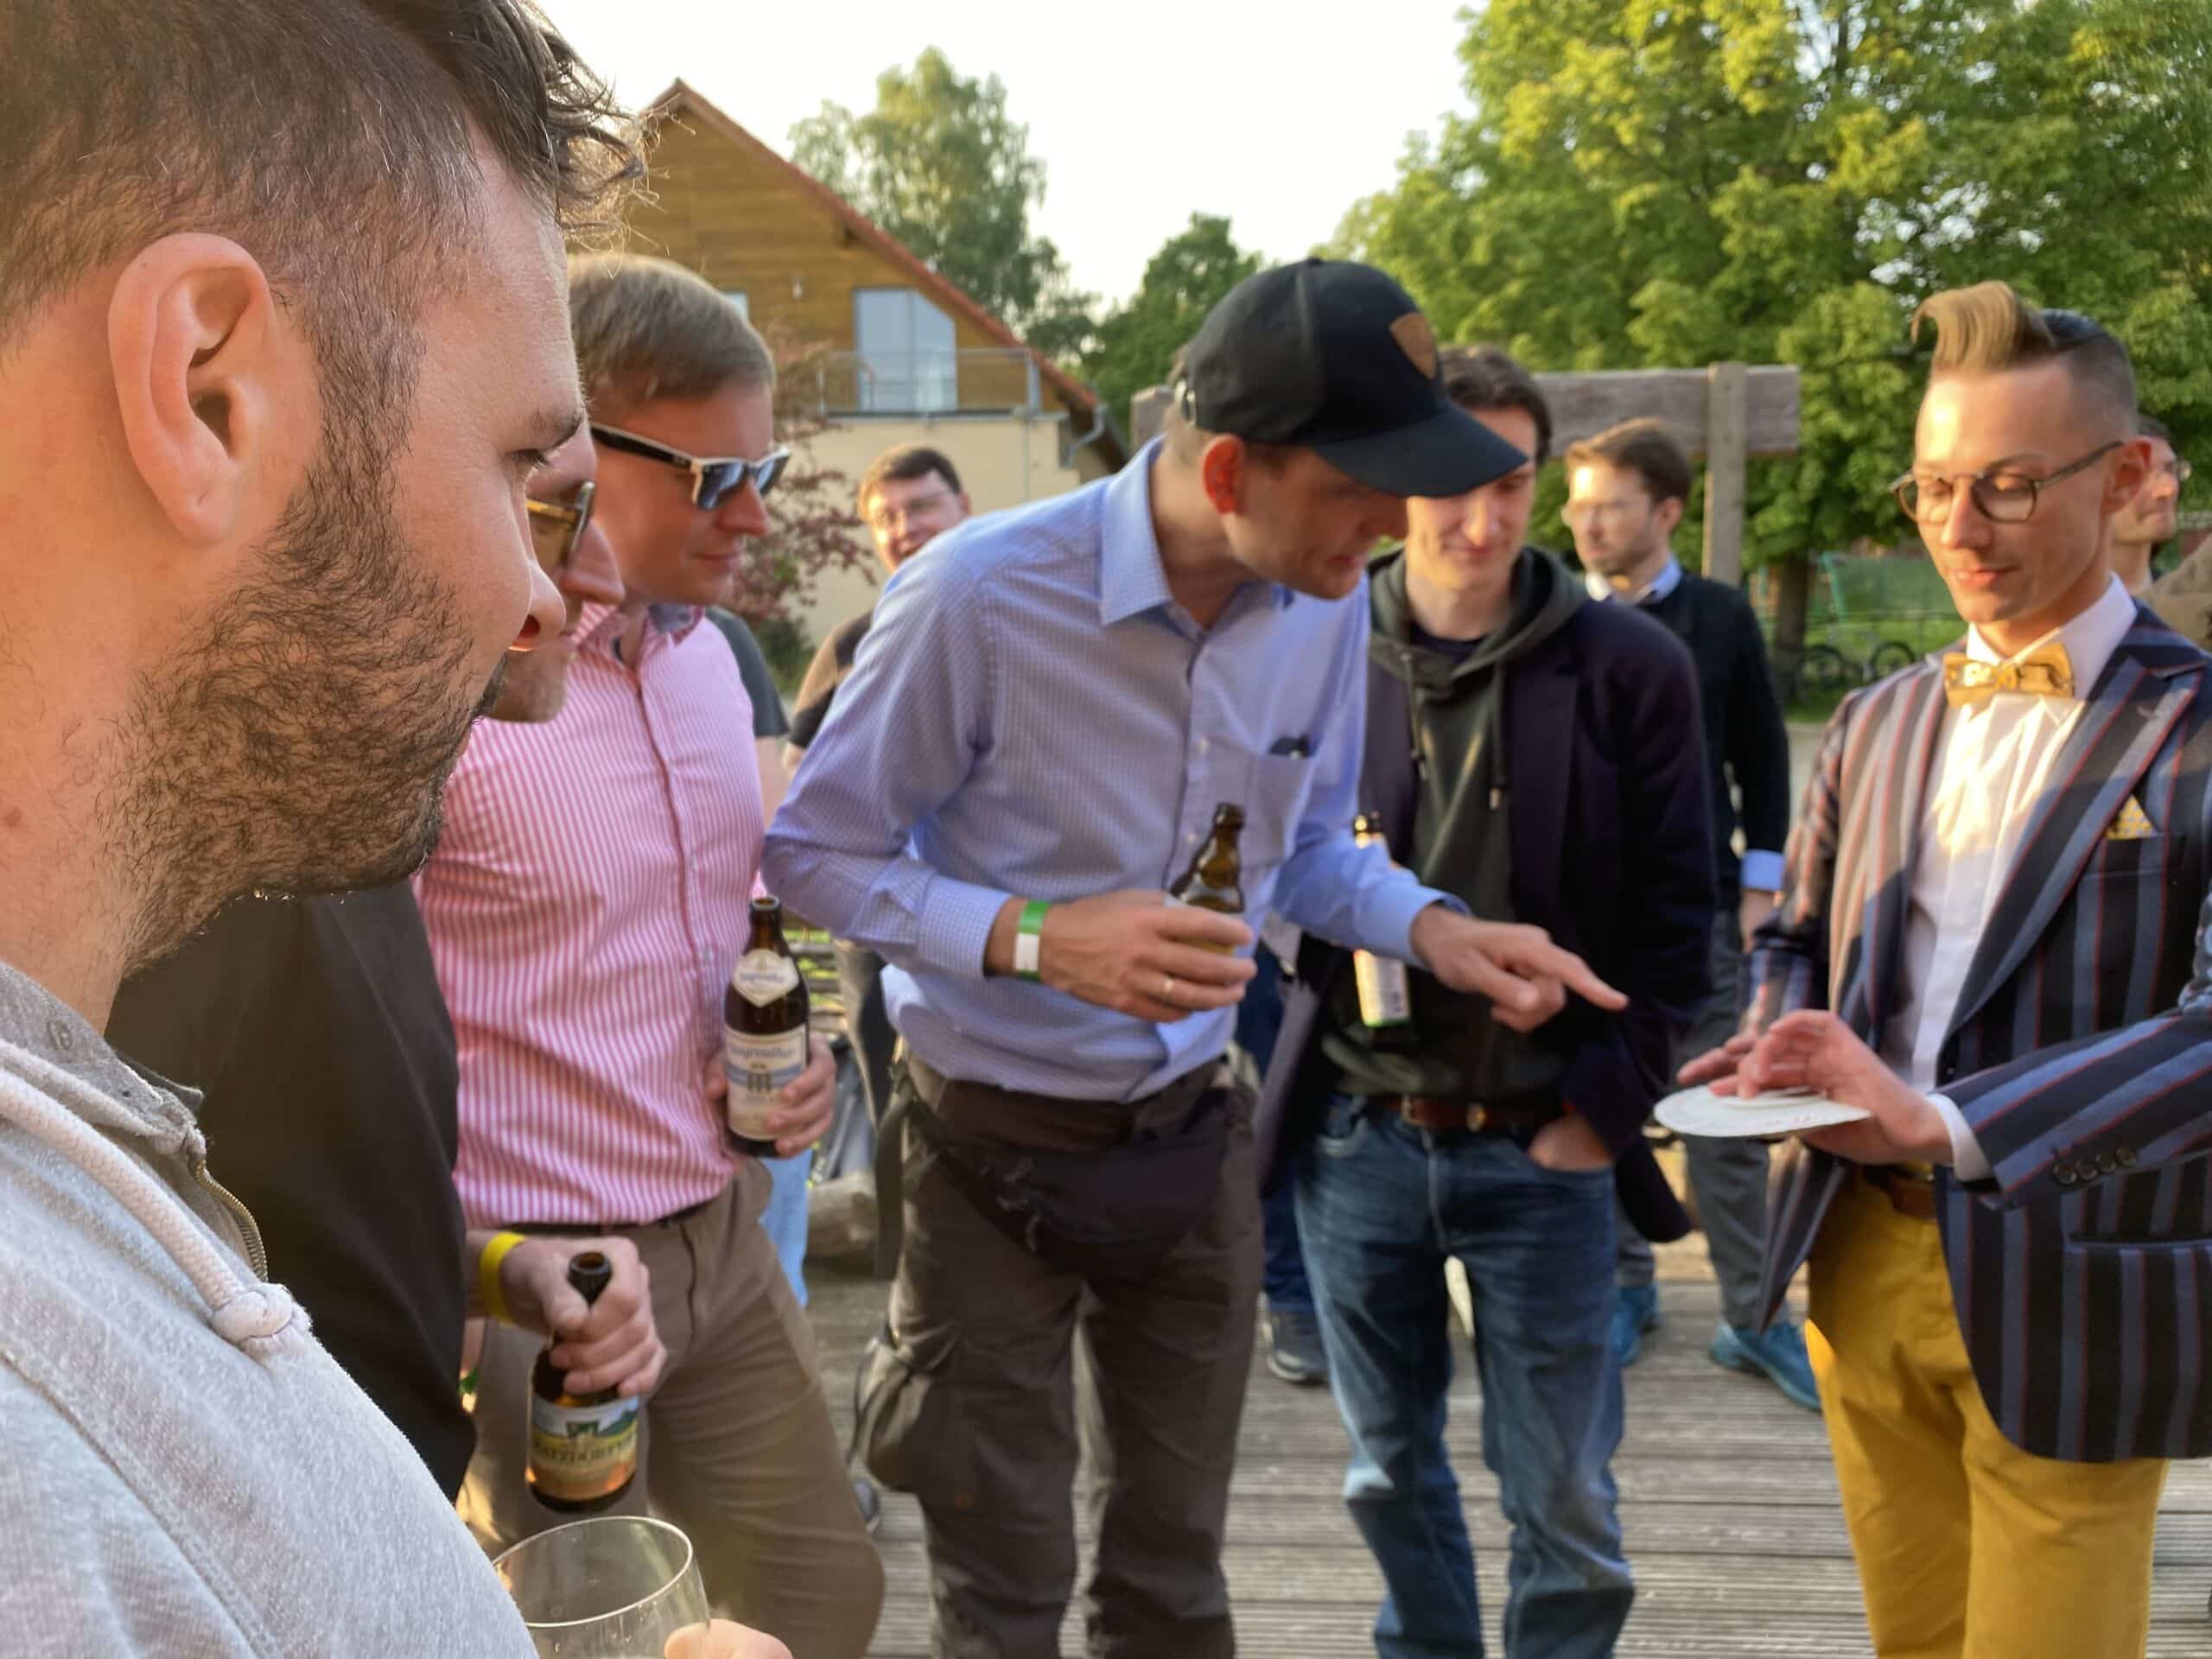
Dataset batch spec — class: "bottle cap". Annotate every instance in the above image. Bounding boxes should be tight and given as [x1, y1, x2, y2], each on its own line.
[567, 1250, 613, 1305]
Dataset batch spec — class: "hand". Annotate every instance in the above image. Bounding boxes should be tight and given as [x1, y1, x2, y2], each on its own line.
[499, 1235, 666, 1398]
[991, 890, 1255, 1024]
[704, 1039, 836, 1158]
[1408, 907, 1628, 1031]
[1738, 1010, 1951, 1165]
[1527, 1112, 1612, 1173]
[1677, 1032, 1756, 1091]
[1738, 889, 1779, 953]
[665, 1619, 792, 1659]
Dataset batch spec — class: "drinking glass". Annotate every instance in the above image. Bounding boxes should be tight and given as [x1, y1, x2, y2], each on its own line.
[494, 1515, 709, 1658]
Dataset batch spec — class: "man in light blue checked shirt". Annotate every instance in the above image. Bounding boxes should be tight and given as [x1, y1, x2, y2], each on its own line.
[764, 260, 1624, 1659]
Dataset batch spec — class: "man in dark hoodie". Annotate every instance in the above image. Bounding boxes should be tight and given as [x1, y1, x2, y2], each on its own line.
[1259, 347, 1713, 1658]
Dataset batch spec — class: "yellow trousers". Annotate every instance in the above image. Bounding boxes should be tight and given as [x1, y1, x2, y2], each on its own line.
[1807, 1175, 2167, 1659]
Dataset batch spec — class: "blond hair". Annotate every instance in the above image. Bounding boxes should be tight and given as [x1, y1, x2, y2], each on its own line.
[1911, 281, 2135, 435]
[568, 252, 774, 416]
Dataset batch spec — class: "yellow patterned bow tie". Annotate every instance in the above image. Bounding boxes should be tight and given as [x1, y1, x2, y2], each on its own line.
[1942, 642, 2074, 709]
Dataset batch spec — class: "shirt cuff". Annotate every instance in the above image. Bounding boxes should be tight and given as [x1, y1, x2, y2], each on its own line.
[1373, 883, 1466, 963]
[1738, 850, 1787, 893]
[915, 876, 1015, 981]
[1927, 1093, 1993, 1181]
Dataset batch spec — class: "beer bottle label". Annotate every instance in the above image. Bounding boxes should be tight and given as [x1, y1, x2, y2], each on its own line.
[528, 1393, 639, 1506]
[1354, 950, 1412, 1028]
[725, 1027, 807, 1131]
[730, 948, 800, 1007]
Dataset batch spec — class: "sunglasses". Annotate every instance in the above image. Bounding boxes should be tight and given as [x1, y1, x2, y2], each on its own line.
[524, 479, 595, 573]
[590, 423, 790, 511]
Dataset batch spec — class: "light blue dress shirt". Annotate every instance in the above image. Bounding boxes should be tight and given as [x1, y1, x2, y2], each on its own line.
[761, 442, 1447, 1100]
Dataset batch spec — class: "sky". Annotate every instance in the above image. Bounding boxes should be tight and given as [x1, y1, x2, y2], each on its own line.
[540, 0, 1475, 309]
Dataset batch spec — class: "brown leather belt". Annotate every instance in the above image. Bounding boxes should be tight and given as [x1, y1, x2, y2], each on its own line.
[1863, 1163, 1938, 1223]
[1376, 1095, 1561, 1136]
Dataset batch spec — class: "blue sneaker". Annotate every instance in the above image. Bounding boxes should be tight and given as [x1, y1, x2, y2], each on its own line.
[1711, 1319, 1822, 1412]
[1611, 1285, 1662, 1368]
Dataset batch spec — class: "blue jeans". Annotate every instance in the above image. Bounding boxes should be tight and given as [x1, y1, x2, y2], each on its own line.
[1296, 1097, 1631, 1658]
[758, 1148, 813, 1306]
[1236, 943, 1315, 1314]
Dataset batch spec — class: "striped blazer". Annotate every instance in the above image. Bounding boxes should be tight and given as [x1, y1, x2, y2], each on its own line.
[1750, 606, 2212, 1461]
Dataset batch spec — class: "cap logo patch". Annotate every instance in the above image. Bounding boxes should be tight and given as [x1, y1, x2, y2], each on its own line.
[1390, 313, 1439, 378]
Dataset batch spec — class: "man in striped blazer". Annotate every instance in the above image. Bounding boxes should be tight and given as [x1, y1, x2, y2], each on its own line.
[1684, 281, 2203, 1658]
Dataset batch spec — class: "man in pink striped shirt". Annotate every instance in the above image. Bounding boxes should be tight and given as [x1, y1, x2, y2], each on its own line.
[417, 253, 882, 1656]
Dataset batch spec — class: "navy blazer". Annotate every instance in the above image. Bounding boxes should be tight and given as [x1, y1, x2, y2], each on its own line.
[1751, 604, 2212, 1461]
[1257, 577, 1714, 1243]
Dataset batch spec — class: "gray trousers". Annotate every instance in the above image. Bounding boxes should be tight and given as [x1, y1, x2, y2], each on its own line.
[861, 1058, 1261, 1659]
[1617, 909, 1771, 1332]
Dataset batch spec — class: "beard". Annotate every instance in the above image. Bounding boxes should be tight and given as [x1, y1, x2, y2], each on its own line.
[118, 409, 501, 970]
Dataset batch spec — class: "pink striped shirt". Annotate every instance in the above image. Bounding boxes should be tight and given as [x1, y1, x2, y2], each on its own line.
[417, 602, 765, 1227]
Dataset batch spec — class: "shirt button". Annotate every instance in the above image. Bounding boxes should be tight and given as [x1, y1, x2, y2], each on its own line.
[1196, 737, 1211, 755]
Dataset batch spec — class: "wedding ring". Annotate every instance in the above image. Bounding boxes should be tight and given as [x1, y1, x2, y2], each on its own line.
[1162, 973, 1177, 1001]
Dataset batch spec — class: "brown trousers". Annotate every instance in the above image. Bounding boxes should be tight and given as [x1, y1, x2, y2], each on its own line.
[863, 1058, 1262, 1659]
[461, 1163, 885, 1658]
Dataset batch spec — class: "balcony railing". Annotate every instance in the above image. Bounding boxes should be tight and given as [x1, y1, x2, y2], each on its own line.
[804, 349, 1046, 418]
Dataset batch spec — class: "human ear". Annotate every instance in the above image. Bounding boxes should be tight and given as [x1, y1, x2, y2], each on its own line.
[1198, 435, 1249, 516]
[2101, 436, 2154, 516]
[107, 234, 279, 546]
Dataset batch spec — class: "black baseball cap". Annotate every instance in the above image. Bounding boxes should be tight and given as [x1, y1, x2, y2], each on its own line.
[1174, 258, 1528, 498]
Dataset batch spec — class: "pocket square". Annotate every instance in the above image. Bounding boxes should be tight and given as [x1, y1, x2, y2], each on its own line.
[2106, 795, 2157, 841]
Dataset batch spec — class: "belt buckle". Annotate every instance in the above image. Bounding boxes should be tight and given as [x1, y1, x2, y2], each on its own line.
[1466, 1103, 1489, 1133]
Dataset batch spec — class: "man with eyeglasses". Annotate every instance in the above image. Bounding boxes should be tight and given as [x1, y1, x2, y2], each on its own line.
[108, 425, 665, 1503]
[1564, 418, 1814, 1408]
[785, 445, 971, 1153]
[418, 252, 883, 1657]
[1681, 283, 2212, 1656]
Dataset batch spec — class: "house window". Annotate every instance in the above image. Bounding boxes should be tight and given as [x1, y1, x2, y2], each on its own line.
[723, 290, 750, 320]
[855, 287, 956, 413]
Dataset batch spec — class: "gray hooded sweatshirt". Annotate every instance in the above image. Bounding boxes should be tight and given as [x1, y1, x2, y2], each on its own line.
[0, 959, 532, 1656]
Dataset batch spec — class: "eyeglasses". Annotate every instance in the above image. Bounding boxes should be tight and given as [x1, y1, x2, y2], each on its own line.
[525, 479, 595, 574]
[865, 489, 959, 533]
[1891, 442, 2121, 525]
[589, 423, 790, 511]
[2154, 457, 2195, 486]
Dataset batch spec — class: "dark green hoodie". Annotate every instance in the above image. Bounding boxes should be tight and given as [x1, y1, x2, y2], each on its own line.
[1320, 547, 1585, 1102]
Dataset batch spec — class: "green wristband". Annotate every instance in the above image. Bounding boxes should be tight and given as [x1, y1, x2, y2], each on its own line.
[1015, 899, 1051, 982]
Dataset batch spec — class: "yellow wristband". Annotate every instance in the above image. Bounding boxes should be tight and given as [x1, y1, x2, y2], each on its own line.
[478, 1230, 528, 1325]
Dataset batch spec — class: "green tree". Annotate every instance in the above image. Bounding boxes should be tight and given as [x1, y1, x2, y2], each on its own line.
[1334, 0, 2212, 674]
[791, 48, 1096, 357]
[1083, 213, 1264, 435]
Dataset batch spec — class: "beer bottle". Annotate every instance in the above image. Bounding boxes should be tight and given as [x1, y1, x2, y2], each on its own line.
[1352, 811, 1414, 1033]
[723, 895, 809, 1158]
[1169, 803, 1246, 950]
[526, 1250, 639, 1513]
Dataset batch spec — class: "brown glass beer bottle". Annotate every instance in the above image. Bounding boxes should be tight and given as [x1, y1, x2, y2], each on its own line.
[1169, 803, 1247, 949]
[526, 1250, 639, 1512]
[723, 895, 809, 1157]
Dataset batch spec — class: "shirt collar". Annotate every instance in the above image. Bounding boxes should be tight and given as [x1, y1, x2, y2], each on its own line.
[582, 601, 705, 658]
[1961, 574, 2136, 720]
[1585, 556, 1682, 607]
[1098, 440, 1294, 626]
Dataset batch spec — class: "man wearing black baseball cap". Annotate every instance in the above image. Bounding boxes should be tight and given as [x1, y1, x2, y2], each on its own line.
[765, 258, 1623, 1657]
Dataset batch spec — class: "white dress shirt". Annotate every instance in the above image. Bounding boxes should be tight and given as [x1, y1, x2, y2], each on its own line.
[1884, 576, 2138, 1177]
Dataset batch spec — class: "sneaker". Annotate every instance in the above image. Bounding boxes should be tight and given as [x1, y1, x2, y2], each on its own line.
[1611, 1284, 1662, 1368]
[1266, 1307, 1329, 1386]
[1711, 1318, 1822, 1412]
[852, 1475, 883, 1535]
